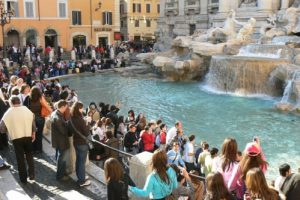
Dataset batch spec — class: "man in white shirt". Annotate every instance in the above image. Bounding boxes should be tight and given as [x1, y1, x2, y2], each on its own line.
[275, 163, 291, 191]
[166, 121, 182, 146]
[183, 135, 195, 172]
[18, 84, 30, 105]
[0, 96, 36, 183]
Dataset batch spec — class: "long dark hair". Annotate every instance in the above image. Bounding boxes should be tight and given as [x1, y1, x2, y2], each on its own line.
[71, 101, 84, 117]
[152, 149, 169, 184]
[221, 138, 238, 172]
[206, 172, 232, 200]
[30, 86, 42, 102]
[104, 158, 124, 183]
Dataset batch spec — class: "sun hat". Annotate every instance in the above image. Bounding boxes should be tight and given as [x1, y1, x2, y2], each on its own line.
[245, 142, 261, 157]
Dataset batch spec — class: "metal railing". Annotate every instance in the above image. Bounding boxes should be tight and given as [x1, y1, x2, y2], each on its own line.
[91, 137, 206, 181]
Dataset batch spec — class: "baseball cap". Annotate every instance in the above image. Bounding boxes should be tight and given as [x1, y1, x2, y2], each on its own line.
[245, 143, 261, 157]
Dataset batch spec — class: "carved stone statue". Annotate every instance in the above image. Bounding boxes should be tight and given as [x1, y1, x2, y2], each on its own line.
[236, 18, 256, 43]
[240, 0, 257, 7]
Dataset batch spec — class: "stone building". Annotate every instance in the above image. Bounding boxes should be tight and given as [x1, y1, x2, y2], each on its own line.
[0, 0, 120, 50]
[120, 0, 160, 42]
[157, 0, 295, 40]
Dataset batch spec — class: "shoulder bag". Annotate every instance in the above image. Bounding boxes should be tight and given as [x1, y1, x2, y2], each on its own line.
[69, 118, 94, 149]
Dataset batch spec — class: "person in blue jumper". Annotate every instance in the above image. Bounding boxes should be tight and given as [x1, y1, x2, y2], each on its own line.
[167, 140, 186, 168]
[129, 149, 178, 199]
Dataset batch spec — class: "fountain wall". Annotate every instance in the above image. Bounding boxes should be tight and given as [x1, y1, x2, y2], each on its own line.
[206, 55, 291, 96]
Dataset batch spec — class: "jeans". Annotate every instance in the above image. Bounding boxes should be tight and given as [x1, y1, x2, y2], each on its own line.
[12, 137, 34, 182]
[32, 116, 45, 152]
[56, 148, 68, 180]
[75, 144, 89, 184]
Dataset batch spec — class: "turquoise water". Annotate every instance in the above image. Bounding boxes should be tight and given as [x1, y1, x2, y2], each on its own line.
[62, 73, 300, 179]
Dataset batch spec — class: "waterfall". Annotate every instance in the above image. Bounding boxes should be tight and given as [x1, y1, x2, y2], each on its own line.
[281, 73, 297, 103]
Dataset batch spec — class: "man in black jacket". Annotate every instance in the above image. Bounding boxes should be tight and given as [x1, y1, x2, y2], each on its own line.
[281, 171, 300, 200]
[123, 124, 138, 154]
[50, 100, 70, 181]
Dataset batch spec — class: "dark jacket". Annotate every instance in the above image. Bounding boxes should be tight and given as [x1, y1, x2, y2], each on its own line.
[124, 131, 137, 150]
[281, 173, 300, 200]
[104, 137, 119, 159]
[107, 172, 135, 200]
[50, 110, 69, 150]
[69, 115, 90, 146]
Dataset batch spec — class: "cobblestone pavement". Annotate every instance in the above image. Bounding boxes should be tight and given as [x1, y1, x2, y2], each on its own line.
[0, 145, 107, 200]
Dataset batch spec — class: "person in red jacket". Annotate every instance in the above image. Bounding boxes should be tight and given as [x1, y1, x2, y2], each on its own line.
[140, 126, 155, 152]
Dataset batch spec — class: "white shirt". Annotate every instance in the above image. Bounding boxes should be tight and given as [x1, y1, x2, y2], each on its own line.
[183, 142, 194, 163]
[166, 126, 177, 145]
[275, 176, 286, 191]
[92, 127, 105, 141]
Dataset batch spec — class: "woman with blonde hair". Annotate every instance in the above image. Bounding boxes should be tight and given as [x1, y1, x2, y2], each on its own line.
[104, 158, 135, 200]
[129, 149, 178, 199]
[244, 168, 279, 200]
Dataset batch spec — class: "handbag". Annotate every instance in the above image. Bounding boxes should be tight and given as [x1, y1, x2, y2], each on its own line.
[69, 118, 94, 149]
[40, 97, 52, 118]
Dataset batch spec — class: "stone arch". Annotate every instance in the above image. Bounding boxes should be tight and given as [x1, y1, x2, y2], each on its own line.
[25, 28, 38, 46]
[44, 28, 58, 48]
[6, 28, 21, 47]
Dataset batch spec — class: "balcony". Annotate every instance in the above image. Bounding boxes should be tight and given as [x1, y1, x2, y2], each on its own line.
[165, 0, 178, 16]
[184, 0, 200, 15]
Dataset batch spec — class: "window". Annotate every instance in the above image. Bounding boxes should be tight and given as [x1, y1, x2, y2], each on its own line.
[146, 4, 151, 13]
[190, 24, 196, 35]
[135, 20, 139, 27]
[58, 1, 67, 18]
[102, 12, 113, 25]
[146, 20, 151, 27]
[72, 11, 81, 25]
[133, 3, 141, 13]
[6, 1, 19, 17]
[157, 4, 160, 13]
[121, 20, 124, 28]
[24, 0, 35, 18]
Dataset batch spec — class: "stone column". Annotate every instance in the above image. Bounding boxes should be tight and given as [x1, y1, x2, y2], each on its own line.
[160, 0, 165, 17]
[219, 0, 231, 13]
[200, 0, 208, 15]
[178, 0, 184, 16]
[258, 0, 273, 11]
[281, 0, 290, 10]
[129, 152, 153, 200]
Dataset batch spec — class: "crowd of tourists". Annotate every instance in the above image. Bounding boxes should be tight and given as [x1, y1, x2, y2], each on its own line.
[0, 63, 299, 199]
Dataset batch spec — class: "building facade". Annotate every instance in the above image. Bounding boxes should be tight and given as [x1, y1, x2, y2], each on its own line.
[0, 0, 120, 50]
[120, 0, 160, 42]
[157, 0, 289, 40]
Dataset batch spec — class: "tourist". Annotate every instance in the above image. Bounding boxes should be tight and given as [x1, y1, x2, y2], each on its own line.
[169, 163, 196, 199]
[106, 104, 120, 136]
[27, 86, 52, 153]
[275, 163, 291, 191]
[204, 172, 235, 200]
[166, 121, 182, 146]
[228, 139, 268, 199]
[244, 168, 279, 200]
[212, 138, 239, 185]
[105, 118, 115, 134]
[50, 100, 70, 181]
[125, 109, 135, 126]
[129, 149, 178, 199]
[0, 95, 36, 183]
[69, 101, 91, 187]
[156, 123, 167, 150]
[104, 158, 135, 200]
[204, 147, 219, 177]
[103, 130, 119, 159]
[117, 115, 126, 137]
[280, 166, 300, 200]
[0, 94, 9, 150]
[184, 134, 196, 172]
[18, 84, 30, 105]
[123, 124, 138, 154]
[140, 126, 155, 152]
[135, 113, 146, 137]
[89, 120, 105, 161]
[87, 102, 100, 123]
[167, 140, 186, 168]
[198, 142, 210, 176]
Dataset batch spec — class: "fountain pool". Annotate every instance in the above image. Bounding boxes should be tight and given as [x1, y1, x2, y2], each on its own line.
[62, 73, 300, 179]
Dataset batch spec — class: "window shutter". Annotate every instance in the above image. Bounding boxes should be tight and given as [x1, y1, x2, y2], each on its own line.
[25, 2, 34, 17]
[78, 11, 81, 25]
[59, 3, 66, 18]
[72, 11, 76, 25]
[108, 12, 112, 25]
[133, 3, 136, 13]
[138, 4, 141, 12]
[102, 12, 106, 25]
